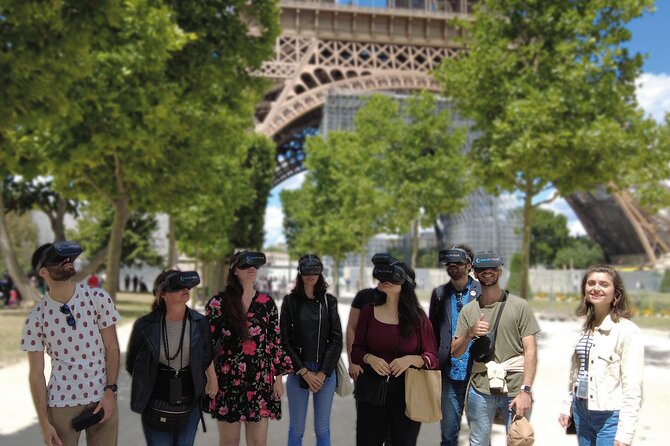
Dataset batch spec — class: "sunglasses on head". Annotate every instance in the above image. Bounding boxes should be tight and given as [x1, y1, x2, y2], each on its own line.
[60, 304, 76, 329]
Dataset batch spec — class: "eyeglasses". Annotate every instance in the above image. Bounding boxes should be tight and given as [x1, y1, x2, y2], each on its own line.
[60, 304, 76, 329]
[455, 292, 464, 311]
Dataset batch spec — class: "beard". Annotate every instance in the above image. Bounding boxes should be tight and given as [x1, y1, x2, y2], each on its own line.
[47, 263, 76, 281]
[447, 267, 467, 281]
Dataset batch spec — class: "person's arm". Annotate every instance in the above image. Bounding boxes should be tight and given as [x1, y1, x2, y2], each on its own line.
[205, 362, 218, 398]
[428, 287, 441, 348]
[452, 312, 488, 358]
[95, 325, 119, 423]
[279, 295, 305, 375]
[346, 306, 363, 378]
[509, 334, 537, 418]
[389, 314, 439, 377]
[125, 319, 142, 375]
[614, 325, 644, 446]
[28, 351, 62, 446]
[320, 295, 343, 376]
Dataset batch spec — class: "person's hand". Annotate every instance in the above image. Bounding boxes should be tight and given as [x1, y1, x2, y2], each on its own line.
[39, 420, 63, 446]
[94, 389, 116, 423]
[558, 413, 572, 428]
[509, 391, 532, 418]
[302, 372, 322, 393]
[389, 355, 417, 377]
[205, 374, 219, 398]
[614, 441, 629, 446]
[365, 354, 391, 376]
[273, 376, 284, 399]
[467, 313, 489, 339]
[349, 363, 363, 380]
[314, 371, 326, 387]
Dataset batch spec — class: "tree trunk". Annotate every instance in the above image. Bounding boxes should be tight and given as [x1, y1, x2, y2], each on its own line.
[104, 198, 130, 301]
[167, 215, 177, 269]
[0, 188, 39, 306]
[358, 235, 367, 289]
[520, 182, 534, 300]
[73, 246, 109, 282]
[411, 218, 419, 268]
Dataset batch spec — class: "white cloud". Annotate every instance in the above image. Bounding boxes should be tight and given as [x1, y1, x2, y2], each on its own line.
[540, 197, 587, 237]
[264, 205, 285, 247]
[636, 72, 670, 122]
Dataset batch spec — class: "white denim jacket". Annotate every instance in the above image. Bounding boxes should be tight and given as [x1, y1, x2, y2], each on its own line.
[561, 315, 643, 445]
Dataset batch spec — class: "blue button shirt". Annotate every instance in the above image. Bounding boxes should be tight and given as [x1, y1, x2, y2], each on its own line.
[448, 283, 471, 381]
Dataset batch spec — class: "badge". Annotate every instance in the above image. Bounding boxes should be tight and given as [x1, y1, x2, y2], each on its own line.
[576, 376, 588, 399]
[470, 291, 477, 296]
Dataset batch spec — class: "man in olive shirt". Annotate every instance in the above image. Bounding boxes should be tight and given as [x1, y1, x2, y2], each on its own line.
[452, 252, 540, 446]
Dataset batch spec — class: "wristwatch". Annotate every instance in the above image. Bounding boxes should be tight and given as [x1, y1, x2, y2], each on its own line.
[520, 385, 532, 394]
[104, 384, 118, 395]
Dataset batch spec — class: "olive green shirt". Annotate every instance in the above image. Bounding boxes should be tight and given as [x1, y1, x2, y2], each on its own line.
[455, 292, 540, 396]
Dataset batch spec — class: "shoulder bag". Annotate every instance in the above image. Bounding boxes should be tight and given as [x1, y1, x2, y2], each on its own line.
[322, 294, 353, 396]
[404, 321, 442, 423]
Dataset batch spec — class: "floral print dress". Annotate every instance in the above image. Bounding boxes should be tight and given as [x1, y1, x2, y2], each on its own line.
[206, 291, 292, 423]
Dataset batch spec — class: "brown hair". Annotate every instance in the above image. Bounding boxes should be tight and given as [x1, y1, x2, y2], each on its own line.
[222, 252, 249, 339]
[152, 269, 178, 312]
[577, 264, 631, 330]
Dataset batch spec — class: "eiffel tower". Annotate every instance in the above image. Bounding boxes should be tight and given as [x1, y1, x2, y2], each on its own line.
[255, 0, 670, 265]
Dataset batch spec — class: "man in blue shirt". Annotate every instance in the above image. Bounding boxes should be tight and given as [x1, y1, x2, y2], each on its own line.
[429, 244, 481, 446]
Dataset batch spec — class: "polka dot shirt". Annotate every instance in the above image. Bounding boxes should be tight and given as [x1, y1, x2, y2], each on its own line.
[20, 284, 121, 407]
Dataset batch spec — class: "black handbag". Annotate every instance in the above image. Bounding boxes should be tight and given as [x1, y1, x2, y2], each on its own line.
[354, 366, 391, 406]
[142, 397, 193, 432]
[470, 291, 508, 363]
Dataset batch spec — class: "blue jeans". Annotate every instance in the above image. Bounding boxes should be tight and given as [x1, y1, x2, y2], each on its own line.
[466, 387, 517, 446]
[142, 405, 201, 446]
[572, 398, 619, 446]
[440, 377, 468, 446]
[286, 361, 337, 446]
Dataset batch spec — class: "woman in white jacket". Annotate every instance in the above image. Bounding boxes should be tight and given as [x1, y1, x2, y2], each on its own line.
[558, 264, 644, 446]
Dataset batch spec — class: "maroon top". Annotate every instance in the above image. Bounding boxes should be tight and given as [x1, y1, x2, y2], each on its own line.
[352, 304, 438, 370]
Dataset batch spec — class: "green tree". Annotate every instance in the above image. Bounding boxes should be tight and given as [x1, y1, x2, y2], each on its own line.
[506, 252, 532, 297]
[0, 212, 38, 277]
[660, 269, 670, 293]
[0, 1, 105, 304]
[530, 208, 570, 266]
[437, 0, 653, 298]
[553, 236, 604, 269]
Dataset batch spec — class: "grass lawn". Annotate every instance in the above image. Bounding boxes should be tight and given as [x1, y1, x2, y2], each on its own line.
[0, 292, 154, 369]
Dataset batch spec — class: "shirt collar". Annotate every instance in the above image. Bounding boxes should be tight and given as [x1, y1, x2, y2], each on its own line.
[595, 314, 614, 332]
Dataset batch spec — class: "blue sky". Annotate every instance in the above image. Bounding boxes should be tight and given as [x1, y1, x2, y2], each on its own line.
[263, 2, 670, 247]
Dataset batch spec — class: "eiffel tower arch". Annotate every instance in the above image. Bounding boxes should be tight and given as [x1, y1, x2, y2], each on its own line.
[255, 0, 670, 266]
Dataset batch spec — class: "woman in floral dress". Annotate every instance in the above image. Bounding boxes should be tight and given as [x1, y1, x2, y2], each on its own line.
[206, 251, 293, 446]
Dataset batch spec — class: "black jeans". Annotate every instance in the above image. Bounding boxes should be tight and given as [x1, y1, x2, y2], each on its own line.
[356, 374, 421, 446]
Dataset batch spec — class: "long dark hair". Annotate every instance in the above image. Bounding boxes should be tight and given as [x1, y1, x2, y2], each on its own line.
[222, 252, 250, 339]
[389, 262, 424, 338]
[577, 264, 631, 330]
[152, 269, 178, 312]
[291, 255, 329, 300]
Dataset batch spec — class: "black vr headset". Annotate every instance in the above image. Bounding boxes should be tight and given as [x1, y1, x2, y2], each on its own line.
[156, 271, 201, 295]
[473, 252, 504, 270]
[371, 253, 414, 286]
[35, 241, 83, 271]
[298, 255, 323, 276]
[230, 251, 266, 271]
[439, 247, 472, 265]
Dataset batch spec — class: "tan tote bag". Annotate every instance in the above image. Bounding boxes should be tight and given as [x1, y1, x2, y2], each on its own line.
[404, 368, 442, 422]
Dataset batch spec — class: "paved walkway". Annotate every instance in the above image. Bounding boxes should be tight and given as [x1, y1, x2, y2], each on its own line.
[1, 303, 669, 445]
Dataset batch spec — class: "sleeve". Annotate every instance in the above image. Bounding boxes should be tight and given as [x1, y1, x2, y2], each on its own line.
[417, 314, 439, 370]
[320, 294, 343, 376]
[428, 287, 441, 348]
[200, 316, 214, 367]
[518, 299, 541, 338]
[20, 308, 44, 352]
[615, 324, 644, 445]
[205, 295, 223, 350]
[125, 318, 143, 375]
[269, 298, 293, 376]
[279, 295, 304, 374]
[92, 288, 121, 329]
[454, 306, 471, 339]
[351, 289, 366, 309]
[351, 304, 373, 366]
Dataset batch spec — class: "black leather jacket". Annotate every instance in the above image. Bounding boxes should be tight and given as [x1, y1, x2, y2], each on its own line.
[125, 308, 213, 413]
[280, 293, 343, 376]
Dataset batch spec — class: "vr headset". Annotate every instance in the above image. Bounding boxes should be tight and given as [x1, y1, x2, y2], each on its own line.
[473, 252, 504, 270]
[35, 241, 83, 271]
[230, 251, 266, 271]
[371, 253, 414, 286]
[156, 271, 200, 295]
[298, 255, 323, 276]
[439, 248, 472, 265]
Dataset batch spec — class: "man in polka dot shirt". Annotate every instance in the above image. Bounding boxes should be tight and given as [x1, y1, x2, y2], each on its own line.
[21, 242, 121, 446]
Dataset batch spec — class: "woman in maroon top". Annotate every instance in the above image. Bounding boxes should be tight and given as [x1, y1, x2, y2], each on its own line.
[352, 262, 438, 446]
